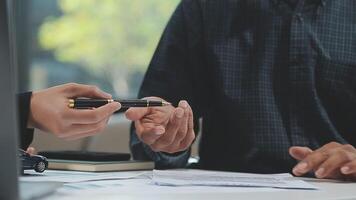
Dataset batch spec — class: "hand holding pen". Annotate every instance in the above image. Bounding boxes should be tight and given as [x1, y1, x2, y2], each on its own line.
[125, 97, 195, 154]
[28, 83, 120, 140]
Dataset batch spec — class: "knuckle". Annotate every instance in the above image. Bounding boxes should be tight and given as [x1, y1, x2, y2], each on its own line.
[328, 141, 340, 147]
[339, 150, 354, 161]
[66, 82, 77, 88]
[343, 144, 355, 151]
[320, 150, 329, 157]
[329, 141, 338, 145]
[89, 85, 99, 92]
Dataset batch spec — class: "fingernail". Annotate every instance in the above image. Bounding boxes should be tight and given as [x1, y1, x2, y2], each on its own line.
[155, 128, 165, 135]
[179, 100, 188, 108]
[341, 166, 350, 174]
[315, 168, 325, 177]
[113, 102, 121, 110]
[176, 109, 184, 118]
[294, 162, 308, 173]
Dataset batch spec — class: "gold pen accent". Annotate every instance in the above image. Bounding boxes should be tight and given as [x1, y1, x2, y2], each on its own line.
[68, 99, 75, 108]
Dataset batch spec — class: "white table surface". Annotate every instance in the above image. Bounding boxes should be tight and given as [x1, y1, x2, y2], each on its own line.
[21, 170, 356, 200]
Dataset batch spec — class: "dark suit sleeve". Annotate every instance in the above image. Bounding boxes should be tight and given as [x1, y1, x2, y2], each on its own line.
[17, 92, 34, 149]
[130, 0, 208, 169]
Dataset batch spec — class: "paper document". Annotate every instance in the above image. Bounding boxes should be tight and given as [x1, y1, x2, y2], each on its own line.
[20, 170, 149, 183]
[152, 169, 318, 190]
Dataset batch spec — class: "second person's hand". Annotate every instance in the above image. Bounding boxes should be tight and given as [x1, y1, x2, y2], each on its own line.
[28, 83, 121, 140]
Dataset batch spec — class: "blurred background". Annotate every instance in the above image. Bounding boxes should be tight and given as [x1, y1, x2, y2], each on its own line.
[15, 0, 195, 154]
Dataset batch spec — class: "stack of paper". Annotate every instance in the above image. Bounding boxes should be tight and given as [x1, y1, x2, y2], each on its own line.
[152, 169, 318, 190]
[21, 170, 149, 183]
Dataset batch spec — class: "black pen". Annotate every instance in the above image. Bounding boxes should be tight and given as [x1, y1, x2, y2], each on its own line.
[68, 98, 171, 109]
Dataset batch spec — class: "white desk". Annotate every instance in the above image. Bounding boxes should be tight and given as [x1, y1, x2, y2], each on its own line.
[21, 170, 356, 200]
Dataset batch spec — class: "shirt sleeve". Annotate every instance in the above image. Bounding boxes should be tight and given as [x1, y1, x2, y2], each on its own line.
[17, 92, 34, 150]
[129, 0, 207, 169]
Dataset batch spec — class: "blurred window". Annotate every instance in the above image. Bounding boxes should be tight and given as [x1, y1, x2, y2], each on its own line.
[17, 0, 179, 98]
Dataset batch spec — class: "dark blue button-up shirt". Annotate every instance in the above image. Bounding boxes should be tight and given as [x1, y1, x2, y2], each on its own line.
[130, 0, 356, 173]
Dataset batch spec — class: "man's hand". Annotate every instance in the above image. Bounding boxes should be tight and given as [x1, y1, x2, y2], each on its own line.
[125, 97, 195, 154]
[28, 83, 121, 140]
[290, 142, 356, 180]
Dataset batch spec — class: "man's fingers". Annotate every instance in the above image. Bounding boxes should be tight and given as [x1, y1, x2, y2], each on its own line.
[125, 107, 150, 121]
[292, 151, 329, 176]
[170, 102, 192, 150]
[187, 104, 194, 132]
[174, 101, 190, 142]
[175, 104, 195, 152]
[66, 118, 110, 140]
[137, 124, 165, 145]
[292, 142, 343, 176]
[289, 146, 313, 161]
[59, 117, 110, 139]
[151, 107, 184, 150]
[135, 119, 165, 145]
[315, 153, 350, 178]
[66, 102, 120, 124]
[65, 83, 112, 99]
[341, 160, 356, 175]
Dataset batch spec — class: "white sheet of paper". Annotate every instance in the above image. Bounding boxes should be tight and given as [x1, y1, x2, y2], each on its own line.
[152, 169, 318, 190]
[20, 170, 149, 183]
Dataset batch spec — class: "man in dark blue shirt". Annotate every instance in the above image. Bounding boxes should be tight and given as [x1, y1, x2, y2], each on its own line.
[126, 0, 356, 180]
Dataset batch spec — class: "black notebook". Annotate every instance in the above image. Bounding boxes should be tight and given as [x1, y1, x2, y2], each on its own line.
[38, 151, 154, 172]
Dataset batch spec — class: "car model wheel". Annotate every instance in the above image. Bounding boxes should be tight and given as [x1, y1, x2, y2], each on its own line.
[34, 161, 47, 173]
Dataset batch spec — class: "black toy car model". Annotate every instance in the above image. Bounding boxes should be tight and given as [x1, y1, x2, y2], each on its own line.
[19, 149, 48, 173]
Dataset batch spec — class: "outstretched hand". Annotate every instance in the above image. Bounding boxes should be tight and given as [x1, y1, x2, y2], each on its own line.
[28, 83, 121, 140]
